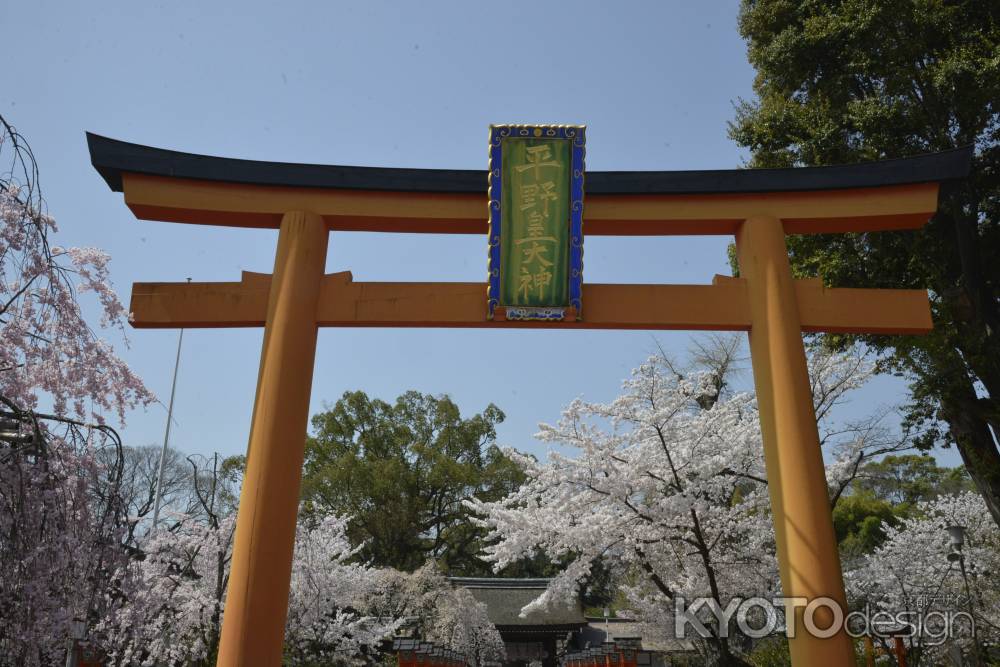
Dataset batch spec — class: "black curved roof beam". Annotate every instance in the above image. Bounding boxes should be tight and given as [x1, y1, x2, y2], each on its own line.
[86, 133, 972, 235]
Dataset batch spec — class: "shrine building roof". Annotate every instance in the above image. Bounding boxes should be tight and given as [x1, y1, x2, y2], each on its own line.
[449, 577, 586, 628]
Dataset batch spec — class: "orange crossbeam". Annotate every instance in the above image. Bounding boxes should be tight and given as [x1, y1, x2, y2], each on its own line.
[121, 173, 940, 236]
[129, 271, 932, 334]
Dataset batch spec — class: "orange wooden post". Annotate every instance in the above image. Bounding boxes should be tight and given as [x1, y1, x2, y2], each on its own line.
[417, 642, 433, 667]
[864, 636, 876, 667]
[215, 211, 329, 665]
[736, 216, 854, 665]
[620, 638, 640, 667]
[394, 638, 420, 667]
[893, 637, 908, 667]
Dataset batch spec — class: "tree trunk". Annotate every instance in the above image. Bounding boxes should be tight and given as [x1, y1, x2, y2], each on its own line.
[940, 387, 1000, 529]
[939, 195, 1000, 530]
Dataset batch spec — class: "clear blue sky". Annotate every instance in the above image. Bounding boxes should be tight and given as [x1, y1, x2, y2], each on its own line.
[4, 0, 960, 465]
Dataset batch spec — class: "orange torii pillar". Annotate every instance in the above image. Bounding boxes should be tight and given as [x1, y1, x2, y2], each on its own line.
[85, 133, 971, 667]
[220, 210, 328, 662]
[738, 216, 849, 658]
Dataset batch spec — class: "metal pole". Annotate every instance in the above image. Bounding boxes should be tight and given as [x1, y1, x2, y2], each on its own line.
[64, 618, 85, 667]
[957, 557, 982, 667]
[151, 281, 188, 532]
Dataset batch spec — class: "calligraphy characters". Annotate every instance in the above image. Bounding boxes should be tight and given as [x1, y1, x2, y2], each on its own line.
[500, 138, 570, 309]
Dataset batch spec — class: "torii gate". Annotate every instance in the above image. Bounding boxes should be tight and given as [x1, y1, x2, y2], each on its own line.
[87, 131, 970, 667]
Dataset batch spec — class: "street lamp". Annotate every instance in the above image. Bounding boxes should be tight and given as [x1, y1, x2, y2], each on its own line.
[945, 524, 982, 667]
[946, 524, 965, 546]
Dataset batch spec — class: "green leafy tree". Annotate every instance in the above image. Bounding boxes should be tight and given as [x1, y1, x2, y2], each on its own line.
[855, 454, 972, 507]
[832, 489, 899, 556]
[834, 456, 972, 557]
[301, 390, 524, 574]
[730, 0, 1000, 527]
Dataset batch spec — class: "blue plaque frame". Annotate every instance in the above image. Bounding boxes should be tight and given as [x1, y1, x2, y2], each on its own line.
[487, 124, 585, 321]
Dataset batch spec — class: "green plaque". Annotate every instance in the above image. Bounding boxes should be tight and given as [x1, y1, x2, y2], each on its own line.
[499, 137, 571, 308]
[487, 124, 585, 321]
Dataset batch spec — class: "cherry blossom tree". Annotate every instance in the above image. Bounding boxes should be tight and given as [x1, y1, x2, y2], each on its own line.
[0, 411, 135, 667]
[283, 514, 405, 665]
[97, 454, 238, 666]
[100, 482, 501, 665]
[1, 116, 153, 666]
[0, 117, 148, 421]
[368, 562, 506, 666]
[848, 491, 1000, 666]
[469, 339, 913, 666]
[99, 507, 402, 666]
[99, 513, 236, 666]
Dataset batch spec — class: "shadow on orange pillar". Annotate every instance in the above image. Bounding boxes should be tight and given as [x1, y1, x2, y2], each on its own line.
[216, 211, 329, 665]
[736, 216, 854, 665]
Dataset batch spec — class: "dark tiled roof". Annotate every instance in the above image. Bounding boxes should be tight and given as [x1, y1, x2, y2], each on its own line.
[450, 577, 585, 627]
